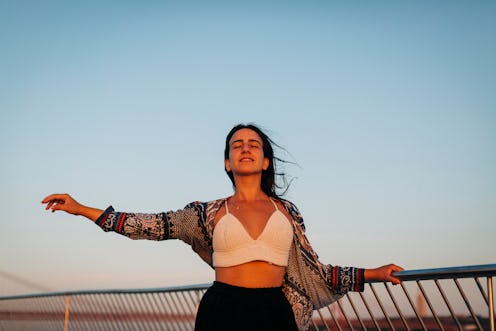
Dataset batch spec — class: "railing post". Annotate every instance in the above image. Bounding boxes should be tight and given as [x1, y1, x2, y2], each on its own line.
[64, 294, 70, 331]
[489, 276, 494, 331]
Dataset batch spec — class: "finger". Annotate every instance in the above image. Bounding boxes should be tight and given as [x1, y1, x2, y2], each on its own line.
[46, 199, 61, 209]
[45, 199, 61, 208]
[41, 194, 67, 203]
[42, 194, 59, 203]
[46, 199, 68, 212]
[45, 201, 54, 210]
[386, 273, 400, 284]
[385, 264, 403, 274]
[391, 278, 401, 285]
[50, 203, 64, 212]
[389, 268, 403, 284]
[391, 265, 404, 273]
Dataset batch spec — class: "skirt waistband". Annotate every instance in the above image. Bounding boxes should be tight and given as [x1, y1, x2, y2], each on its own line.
[211, 281, 282, 294]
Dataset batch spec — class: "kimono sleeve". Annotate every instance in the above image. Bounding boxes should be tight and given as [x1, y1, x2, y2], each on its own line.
[322, 265, 365, 294]
[94, 202, 203, 242]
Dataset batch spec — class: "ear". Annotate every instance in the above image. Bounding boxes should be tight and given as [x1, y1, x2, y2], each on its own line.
[262, 157, 269, 171]
[225, 159, 231, 172]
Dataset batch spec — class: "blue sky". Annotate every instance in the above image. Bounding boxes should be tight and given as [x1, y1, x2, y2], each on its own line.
[1, 1, 495, 295]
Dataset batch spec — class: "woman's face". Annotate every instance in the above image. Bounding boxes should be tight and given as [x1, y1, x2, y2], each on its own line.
[225, 128, 269, 176]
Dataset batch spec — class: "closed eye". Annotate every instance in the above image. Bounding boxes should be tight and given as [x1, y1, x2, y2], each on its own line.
[230, 139, 262, 149]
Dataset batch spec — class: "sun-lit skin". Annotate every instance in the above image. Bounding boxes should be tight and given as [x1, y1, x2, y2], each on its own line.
[224, 128, 269, 185]
[217, 128, 288, 287]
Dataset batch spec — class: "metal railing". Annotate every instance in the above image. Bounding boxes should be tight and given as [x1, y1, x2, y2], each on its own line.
[310, 264, 495, 331]
[0, 264, 494, 331]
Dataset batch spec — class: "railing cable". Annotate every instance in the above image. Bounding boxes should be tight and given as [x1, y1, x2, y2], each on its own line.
[370, 283, 396, 331]
[385, 282, 411, 331]
[434, 279, 464, 331]
[417, 281, 444, 331]
[488, 276, 494, 331]
[454, 278, 484, 330]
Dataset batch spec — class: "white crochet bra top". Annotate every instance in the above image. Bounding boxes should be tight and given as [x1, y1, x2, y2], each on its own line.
[212, 198, 293, 267]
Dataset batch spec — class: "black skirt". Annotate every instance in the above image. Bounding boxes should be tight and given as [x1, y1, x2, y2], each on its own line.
[195, 281, 299, 331]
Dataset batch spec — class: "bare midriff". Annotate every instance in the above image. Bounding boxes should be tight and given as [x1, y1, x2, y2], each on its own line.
[215, 261, 286, 288]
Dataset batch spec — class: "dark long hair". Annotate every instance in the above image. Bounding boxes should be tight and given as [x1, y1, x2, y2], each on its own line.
[224, 123, 291, 198]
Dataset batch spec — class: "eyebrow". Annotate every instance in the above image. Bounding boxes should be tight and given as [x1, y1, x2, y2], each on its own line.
[230, 139, 262, 146]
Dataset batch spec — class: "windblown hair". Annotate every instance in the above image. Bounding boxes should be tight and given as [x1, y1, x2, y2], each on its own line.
[224, 123, 292, 198]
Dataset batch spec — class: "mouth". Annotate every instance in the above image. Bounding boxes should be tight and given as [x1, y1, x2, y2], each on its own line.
[239, 157, 254, 162]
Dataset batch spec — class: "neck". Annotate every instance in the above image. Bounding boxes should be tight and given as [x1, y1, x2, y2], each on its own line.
[232, 176, 268, 202]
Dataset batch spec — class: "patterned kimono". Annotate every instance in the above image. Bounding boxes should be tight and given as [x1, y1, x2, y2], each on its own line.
[96, 198, 364, 331]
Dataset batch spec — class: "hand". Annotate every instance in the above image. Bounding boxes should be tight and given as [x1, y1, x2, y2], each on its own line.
[365, 264, 404, 285]
[41, 193, 83, 215]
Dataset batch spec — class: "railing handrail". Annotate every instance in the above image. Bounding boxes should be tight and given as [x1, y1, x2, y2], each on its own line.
[1, 263, 494, 300]
[0, 283, 212, 301]
[393, 263, 496, 281]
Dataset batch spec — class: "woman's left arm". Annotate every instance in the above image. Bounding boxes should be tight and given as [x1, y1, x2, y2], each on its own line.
[282, 200, 403, 294]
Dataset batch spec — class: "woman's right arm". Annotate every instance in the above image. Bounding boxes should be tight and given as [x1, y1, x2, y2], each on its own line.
[41, 193, 170, 240]
[42, 193, 103, 221]
[41, 193, 204, 243]
[42, 195, 213, 265]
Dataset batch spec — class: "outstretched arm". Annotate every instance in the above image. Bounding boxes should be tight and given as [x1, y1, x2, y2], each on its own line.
[365, 264, 403, 285]
[43, 194, 206, 244]
[42, 193, 103, 222]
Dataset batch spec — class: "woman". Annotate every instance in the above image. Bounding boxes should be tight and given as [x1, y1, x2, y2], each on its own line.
[42, 123, 402, 331]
